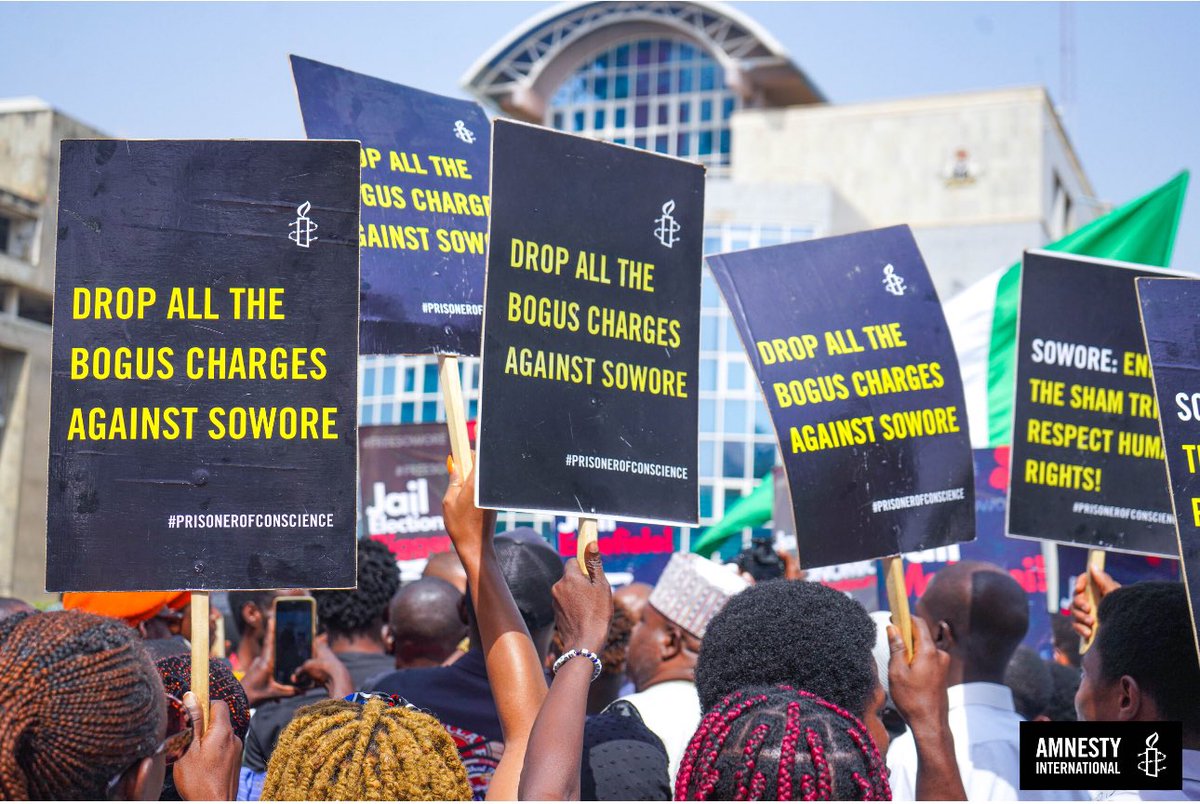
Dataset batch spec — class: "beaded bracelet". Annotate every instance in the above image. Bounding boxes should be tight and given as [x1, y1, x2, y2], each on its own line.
[552, 647, 603, 681]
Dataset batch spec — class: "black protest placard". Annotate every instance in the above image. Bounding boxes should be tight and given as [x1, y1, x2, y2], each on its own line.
[1008, 252, 1181, 557]
[708, 225, 974, 568]
[292, 55, 490, 356]
[360, 424, 451, 561]
[1138, 277, 1200, 658]
[476, 121, 704, 524]
[47, 140, 359, 592]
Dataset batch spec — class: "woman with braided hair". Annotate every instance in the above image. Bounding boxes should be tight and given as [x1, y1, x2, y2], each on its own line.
[0, 609, 169, 800]
[261, 696, 471, 800]
[674, 685, 891, 801]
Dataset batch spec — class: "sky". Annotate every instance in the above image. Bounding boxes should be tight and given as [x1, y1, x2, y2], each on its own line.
[2, 1, 1198, 276]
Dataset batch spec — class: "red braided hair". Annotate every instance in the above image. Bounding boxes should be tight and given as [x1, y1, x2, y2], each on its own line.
[0, 610, 166, 799]
[675, 685, 891, 801]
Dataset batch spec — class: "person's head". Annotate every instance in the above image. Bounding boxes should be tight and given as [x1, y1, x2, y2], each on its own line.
[916, 560, 1028, 684]
[313, 539, 401, 651]
[695, 581, 883, 748]
[675, 685, 891, 801]
[489, 529, 564, 660]
[1075, 582, 1200, 738]
[1046, 663, 1081, 722]
[261, 696, 471, 800]
[613, 581, 653, 624]
[385, 577, 466, 669]
[1051, 612, 1082, 668]
[63, 590, 191, 640]
[155, 654, 249, 800]
[423, 551, 468, 595]
[628, 553, 748, 694]
[581, 702, 670, 799]
[1004, 646, 1053, 720]
[0, 610, 171, 800]
[0, 597, 32, 620]
[227, 590, 296, 653]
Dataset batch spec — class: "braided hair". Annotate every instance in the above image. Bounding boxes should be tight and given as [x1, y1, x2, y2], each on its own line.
[0, 610, 166, 800]
[313, 539, 401, 640]
[261, 697, 471, 801]
[675, 685, 890, 801]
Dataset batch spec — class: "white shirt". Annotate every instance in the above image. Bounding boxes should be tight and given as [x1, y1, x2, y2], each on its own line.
[887, 682, 1089, 801]
[618, 679, 702, 783]
[1092, 749, 1200, 801]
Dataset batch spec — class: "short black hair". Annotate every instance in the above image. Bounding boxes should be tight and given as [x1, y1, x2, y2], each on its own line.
[695, 580, 877, 716]
[313, 539, 400, 639]
[1004, 646, 1052, 720]
[227, 590, 274, 636]
[1094, 581, 1200, 732]
[1045, 662, 1080, 722]
[1050, 613, 1081, 667]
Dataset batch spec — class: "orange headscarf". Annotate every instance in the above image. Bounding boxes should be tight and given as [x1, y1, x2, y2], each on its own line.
[62, 591, 191, 627]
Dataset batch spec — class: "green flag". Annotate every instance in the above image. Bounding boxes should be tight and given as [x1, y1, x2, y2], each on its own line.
[691, 472, 773, 557]
[986, 171, 1189, 446]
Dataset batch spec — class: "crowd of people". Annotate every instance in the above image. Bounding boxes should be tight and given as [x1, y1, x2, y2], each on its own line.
[1, 461, 1198, 801]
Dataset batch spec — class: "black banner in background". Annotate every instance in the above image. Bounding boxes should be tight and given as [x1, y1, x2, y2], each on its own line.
[1009, 252, 1181, 557]
[708, 225, 974, 568]
[476, 120, 704, 525]
[47, 140, 359, 591]
[1138, 276, 1200, 664]
[1019, 721, 1182, 792]
[292, 55, 490, 356]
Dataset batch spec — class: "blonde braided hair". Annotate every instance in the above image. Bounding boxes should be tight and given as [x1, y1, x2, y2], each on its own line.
[261, 697, 471, 801]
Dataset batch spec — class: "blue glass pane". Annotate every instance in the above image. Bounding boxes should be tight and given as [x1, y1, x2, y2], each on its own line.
[655, 135, 668, 154]
[701, 271, 720, 305]
[699, 131, 713, 155]
[700, 358, 717, 391]
[422, 401, 438, 421]
[699, 440, 715, 476]
[720, 129, 730, 154]
[615, 75, 629, 99]
[701, 316, 719, 351]
[700, 64, 717, 91]
[700, 486, 714, 519]
[381, 366, 396, 396]
[703, 235, 722, 256]
[723, 97, 736, 118]
[636, 41, 652, 65]
[657, 70, 671, 94]
[404, 368, 415, 392]
[677, 133, 690, 156]
[594, 109, 605, 129]
[679, 68, 693, 93]
[615, 108, 627, 128]
[635, 135, 647, 150]
[680, 43, 695, 61]
[634, 104, 648, 127]
[755, 399, 773, 433]
[468, 399, 478, 419]
[616, 45, 630, 67]
[753, 443, 776, 477]
[614, 137, 627, 146]
[400, 402, 415, 423]
[657, 104, 669, 125]
[657, 40, 672, 62]
[635, 73, 650, 97]
[700, 100, 713, 122]
[423, 363, 438, 393]
[377, 404, 395, 425]
[552, 112, 564, 129]
[700, 399, 717, 432]
[362, 367, 376, 396]
[723, 442, 746, 477]
[727, 361, 745, 390]
[594, 53, 608, 69]
[595, 76, 608, 100]
[573, 111, 585, 132]
[725, 399, 748, 432]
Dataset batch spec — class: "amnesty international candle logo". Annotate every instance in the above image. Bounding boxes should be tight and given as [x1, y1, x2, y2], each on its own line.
[1020, 721, 1181, 791]
[453, 120, 476, 144]
[289, 201, 319, 248]
[882, 264, 906, 297]
[654, 200, 680, 249]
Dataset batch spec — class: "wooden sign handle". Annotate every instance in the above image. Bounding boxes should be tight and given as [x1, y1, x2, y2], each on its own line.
[190, 591, 210, 730]
[438, 356, 473, 478]
[883, 556, 914, 662]
[577, 518, 598, 576]
[1080, 549, 1106, 654]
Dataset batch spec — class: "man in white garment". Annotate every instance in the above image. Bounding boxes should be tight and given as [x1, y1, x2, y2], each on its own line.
[887, 561, 1088, 801]
[1072, 575, 1200, 801]
[618, 553, 748, 782]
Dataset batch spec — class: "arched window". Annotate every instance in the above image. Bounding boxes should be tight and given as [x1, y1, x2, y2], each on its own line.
[546, 37, 738, 168]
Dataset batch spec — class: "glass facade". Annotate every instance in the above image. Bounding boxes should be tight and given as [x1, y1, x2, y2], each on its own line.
[547, 38, 738, 169]
[357, 35, 813, 549]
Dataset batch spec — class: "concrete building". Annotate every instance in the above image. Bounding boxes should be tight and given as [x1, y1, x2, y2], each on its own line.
[0, 99, 103, 603]
[360, 0, 1098, 554]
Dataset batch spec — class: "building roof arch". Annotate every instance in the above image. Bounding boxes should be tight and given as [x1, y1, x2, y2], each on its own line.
[462, 1, 825, 121]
